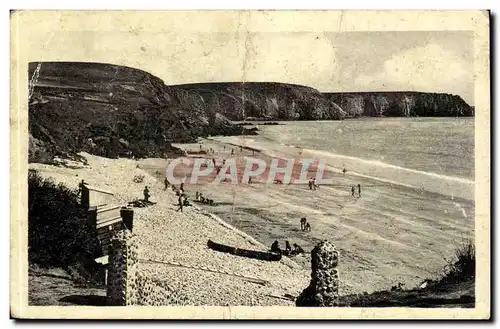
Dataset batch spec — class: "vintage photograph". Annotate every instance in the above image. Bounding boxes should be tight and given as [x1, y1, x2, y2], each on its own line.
[11, 10, 490, 319]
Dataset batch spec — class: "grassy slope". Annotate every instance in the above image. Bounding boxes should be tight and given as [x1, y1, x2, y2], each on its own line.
[29, 265, 106, 306]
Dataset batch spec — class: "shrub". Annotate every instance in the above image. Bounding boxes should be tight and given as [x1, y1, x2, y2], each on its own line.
[28, 169, 101, 282]
[440, 237, 475, 284]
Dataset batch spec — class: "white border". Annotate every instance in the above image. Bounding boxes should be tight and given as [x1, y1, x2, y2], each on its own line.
[3, 1, 497, 327]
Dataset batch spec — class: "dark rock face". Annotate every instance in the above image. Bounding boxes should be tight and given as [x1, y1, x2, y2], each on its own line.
[28, 62, 250, 163]
[172, 82, 348, 121]
[296, 240, 339, 307]
[323, 92, 473, 117]
[174, 84, 473, 120]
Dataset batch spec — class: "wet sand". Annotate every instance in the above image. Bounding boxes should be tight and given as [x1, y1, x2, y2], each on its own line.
[141, 138, 475, 294]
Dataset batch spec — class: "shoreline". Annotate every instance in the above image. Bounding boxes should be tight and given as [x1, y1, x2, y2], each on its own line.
[157, 138, 474, 294]
[205, 135, 474, 201]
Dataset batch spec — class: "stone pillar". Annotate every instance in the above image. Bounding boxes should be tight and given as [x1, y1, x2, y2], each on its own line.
[106, 229, 139, 306]
[296, 240, 339, 307]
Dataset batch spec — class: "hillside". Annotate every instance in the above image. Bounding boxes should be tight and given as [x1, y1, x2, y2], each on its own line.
[28, 62, 252, 163]
[174, 84, 473, 120]
[173, 82, 347, 121]
[323, 92, 473, 117]
[28, 62, 473, 163]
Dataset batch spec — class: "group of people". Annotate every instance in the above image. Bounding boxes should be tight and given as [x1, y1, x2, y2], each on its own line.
[308, 177, 319, 190]
[351, 184, 361, 197]
[300, 217, 312, 232]
[270, 240, 305, 256]
[195, 191, 215, 206]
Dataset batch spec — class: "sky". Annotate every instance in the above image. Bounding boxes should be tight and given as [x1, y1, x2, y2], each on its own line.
[27, 28, 474, 105]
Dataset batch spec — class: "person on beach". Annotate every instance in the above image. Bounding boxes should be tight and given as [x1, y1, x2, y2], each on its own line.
[300, 217, 307, 231]
[271, 240, 282, 254]
[305, 222, 311, 232]
[248, 177, 252, 184]
[285, 241, 292, 254]
[180, 182, 185, 193]
[231, 148, 234, 156]
[78, 179, 86, 196]
[357, 184, 361, 197]
[240, 146, 243, 152]
[176, 193, 184, 212]
[164, 177, 170, 190]
[293, 243, 305, 255]
[342, 167, 347, 175]
[312, 178, 318, 190]
[196, 191, 199, 201]
[212, 158, 216, 166]
[308, 178, 313, 190]
[143, 186, 150, 202]
[351, 186, 355, 197]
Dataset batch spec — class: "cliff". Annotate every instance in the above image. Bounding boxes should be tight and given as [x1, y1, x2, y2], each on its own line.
[323, 92, 473, 117]
[28, 62, 250, 163]
[173, 84, 473, 120]
[28, 62, 473, 163]
[173, 82, 347, 121]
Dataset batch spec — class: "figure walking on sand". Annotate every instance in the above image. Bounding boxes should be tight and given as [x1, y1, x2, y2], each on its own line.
[351, 186, 355, 197]
[164, 177, 170, 190]
[143, 186, 150, 202]
[304, 222, 311, 232]
[309, 178, 318, 190]
[300, 217, 307, 231]
[176, 193, 184, 212]
[357, 184, 361, 197]
[312, 177, 318, 190]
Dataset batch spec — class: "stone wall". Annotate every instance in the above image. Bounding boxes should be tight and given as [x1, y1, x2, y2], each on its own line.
[106, 229, 139, 306]
[106, 230, 340, 307]
[296, 240, 340, 307]
[106, 229, 191, 306]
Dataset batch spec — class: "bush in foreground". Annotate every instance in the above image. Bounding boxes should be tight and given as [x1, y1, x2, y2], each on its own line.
[439, 237, 475, 285]
[28, 169, 102, 283]
[337, 238, 476, 307]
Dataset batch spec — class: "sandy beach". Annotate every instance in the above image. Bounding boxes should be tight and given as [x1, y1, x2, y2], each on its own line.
[141, 137, 475, 294]
[29, 132, 475, 303]
[30, 153, 311, 306]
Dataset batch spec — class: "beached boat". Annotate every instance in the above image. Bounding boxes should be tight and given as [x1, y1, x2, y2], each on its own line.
[207, 240, 282, 261]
